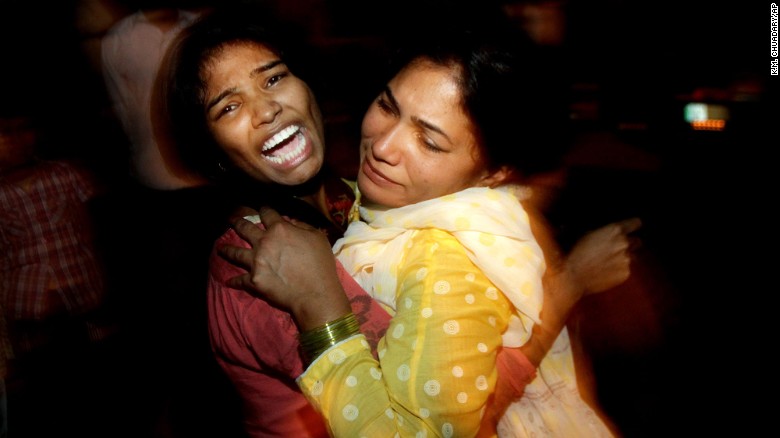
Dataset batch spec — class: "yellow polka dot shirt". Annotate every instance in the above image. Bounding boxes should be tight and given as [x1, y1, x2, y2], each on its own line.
[297, 186, 545, 437]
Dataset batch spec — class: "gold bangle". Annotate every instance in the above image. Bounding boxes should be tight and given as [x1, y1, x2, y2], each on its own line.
[299, 312, 361, 364]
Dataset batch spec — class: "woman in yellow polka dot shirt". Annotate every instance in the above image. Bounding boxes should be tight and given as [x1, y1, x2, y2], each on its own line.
[223, 23, 619, 438]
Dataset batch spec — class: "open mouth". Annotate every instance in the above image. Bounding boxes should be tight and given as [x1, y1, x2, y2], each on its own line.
[261, 125, 308, 165]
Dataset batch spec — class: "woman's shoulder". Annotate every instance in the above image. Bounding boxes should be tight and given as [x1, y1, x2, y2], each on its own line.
[411, 227, 460, 242]
[406, 228, 470, 259]
[209, 227, 254, 282]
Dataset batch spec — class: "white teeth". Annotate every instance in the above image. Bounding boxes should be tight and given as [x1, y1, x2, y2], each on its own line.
[262, 125, 299, 151]
[263, 134, 307, 164]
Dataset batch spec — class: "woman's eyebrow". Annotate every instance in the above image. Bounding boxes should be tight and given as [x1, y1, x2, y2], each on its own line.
[413, 115, 450, 142]
[250, 59, 284, 78]
[382, 85, 399, 110]
[385, 84, 451, 142]
[206, 87, 237, 112]
[206, 59, 286, 112]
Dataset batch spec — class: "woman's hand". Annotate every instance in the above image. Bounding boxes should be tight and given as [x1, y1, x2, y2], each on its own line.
[522, 217, 642, 368]
[565, 217, 642, 297]
[218, 206, 351, 331]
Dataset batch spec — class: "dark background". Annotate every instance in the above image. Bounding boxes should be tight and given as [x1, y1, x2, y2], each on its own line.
[1, 0, 776, 436]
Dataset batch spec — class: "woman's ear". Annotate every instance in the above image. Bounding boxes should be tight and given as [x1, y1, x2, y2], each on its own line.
[479, 165, 514, 188]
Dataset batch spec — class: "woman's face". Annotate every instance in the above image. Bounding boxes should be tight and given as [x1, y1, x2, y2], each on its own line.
[357, 59, 499, 208]
[203, 42, 325, 185]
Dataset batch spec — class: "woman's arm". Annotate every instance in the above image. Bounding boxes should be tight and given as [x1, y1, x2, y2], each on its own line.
[519, 217, 642, 368]
[300, 228, 516, 437]
[219, 207, 352, 331]
[219, 207, 641, 434]
[221, 210, 519, 436]
[474, 217, 643, 428]
[212, 213, 392, 372]
[220, 206, 639, 360]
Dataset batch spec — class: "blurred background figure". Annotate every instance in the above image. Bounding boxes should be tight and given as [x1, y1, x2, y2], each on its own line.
[100, 0, 206, 190]
[0, 98, 116, 437]
[0, 104, 113, 361]
[502, 0, 566, 47]
[0, 302, 7, 438]
[0, 0, 770, 436]
[95, 1, 246, 437]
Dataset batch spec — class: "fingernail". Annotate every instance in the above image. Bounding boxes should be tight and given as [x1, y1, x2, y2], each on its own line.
[244, 214, 262, 224]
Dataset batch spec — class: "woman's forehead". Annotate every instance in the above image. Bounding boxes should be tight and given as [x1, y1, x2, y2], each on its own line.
[208, 41, 279, 65]
[201, 42, 282, 92]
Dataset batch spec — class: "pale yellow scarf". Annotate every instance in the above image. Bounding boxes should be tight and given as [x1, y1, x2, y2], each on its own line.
[332, 185, 545, 347]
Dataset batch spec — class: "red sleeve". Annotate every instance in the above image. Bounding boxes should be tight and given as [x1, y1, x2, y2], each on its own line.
[208, 227, 328, 436]
[480, 346, 537, 432]
[336, 258, 391, 358]
[207, 228, 303, 375]
[208, 226, 392, 379]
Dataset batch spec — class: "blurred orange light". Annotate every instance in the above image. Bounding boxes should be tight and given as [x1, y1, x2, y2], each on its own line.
[690, 119, 726, 131]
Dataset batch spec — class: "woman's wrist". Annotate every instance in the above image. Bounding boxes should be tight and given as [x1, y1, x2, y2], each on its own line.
[546, 260, 584, 311]
[290, 279, 352, 331]
[298, 312, 361, 365]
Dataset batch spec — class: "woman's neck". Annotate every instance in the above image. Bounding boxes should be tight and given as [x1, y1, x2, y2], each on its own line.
[294, 186, 325, 212]
[286, 167, 328, 201]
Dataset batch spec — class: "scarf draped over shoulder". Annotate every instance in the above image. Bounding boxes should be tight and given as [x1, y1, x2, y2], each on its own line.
[332, 185, 545, 347]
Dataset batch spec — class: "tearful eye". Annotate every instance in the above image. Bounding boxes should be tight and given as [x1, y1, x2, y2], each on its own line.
[376, 96, 396, 115]
[214, 103, 239, 120]
[423, 140, 443, 153]
[267, 72, 288, 87]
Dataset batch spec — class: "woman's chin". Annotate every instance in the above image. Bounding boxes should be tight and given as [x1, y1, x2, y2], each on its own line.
[272, 159, 323, 186]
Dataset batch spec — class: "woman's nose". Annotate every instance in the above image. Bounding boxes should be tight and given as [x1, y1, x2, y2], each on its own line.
[251, 97, 282, 127]
[370, 124, 403, 165]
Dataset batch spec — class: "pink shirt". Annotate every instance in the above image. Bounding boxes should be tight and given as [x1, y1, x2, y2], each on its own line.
[207, 227, 392, 437]
[207, 225, 536, 437]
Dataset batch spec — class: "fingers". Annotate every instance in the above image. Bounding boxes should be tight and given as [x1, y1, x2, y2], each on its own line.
[229, 206, 259, 222]
[231, 216, 265, 244]
[284, 216, 320, 232]
[257, 206, 283, 227]
[248, 206, 320, 233]
[218, 243, 254, 270]
[614, 217, 643, 252]
[602, 217, 642, 253]
[628, 235, 643, 252]
[567, 217, 645, 295]
[618, 217, 642, 234]
[225, 273, 250, 290]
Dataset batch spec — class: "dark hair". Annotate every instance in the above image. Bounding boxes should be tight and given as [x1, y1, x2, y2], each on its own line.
[162, 4, 314, 182]
[386, 12, 570, 180]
